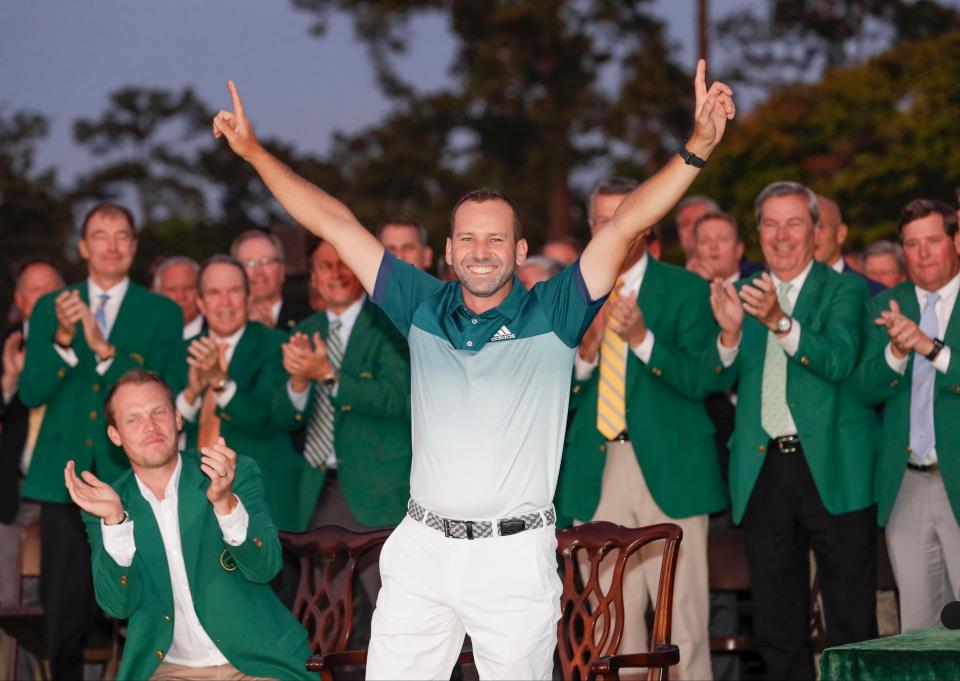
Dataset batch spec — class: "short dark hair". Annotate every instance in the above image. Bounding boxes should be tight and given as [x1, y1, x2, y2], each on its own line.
[450, 188, 523, 240]
[198, 254, 250, 297]
[897, 199, 958, 240]
[542, 234, 583, 255]
[80, 202, 136, 239]
[378, 219, 429, 247]
[105, 369, 175, 428]
[589, 177, 639, 221]
[754, 181, 819, 225]
[693, 211, 742, 242]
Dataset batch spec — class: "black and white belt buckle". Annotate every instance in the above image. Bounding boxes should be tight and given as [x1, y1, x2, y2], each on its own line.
[775, 435, 800, 454]
[498, 518, 526, 536]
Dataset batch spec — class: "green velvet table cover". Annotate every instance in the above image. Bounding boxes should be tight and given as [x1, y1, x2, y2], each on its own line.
[819, 625, 960, 681]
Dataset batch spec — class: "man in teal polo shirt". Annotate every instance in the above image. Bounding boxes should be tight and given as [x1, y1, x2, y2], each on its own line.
[212, 61, 735, 679]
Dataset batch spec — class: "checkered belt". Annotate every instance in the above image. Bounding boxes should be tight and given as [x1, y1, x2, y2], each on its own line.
[406, 499, 556, 540]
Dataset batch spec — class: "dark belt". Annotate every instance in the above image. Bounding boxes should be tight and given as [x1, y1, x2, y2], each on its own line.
[769, 434, 801, 455]
[407, 499, 556, 540]
[608, 430, 630, 442]
[907, 461, 940, 473]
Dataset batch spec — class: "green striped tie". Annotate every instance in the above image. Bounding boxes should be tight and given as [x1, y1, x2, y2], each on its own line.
[760, 282, 793, 438]
[304, 320, 344, 469]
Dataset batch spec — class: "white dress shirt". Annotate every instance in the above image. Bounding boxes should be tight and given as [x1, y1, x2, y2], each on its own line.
[100, 455, 248, 667]
[54, 277, 129, 375]
[884, 271, 959, 464]
[183, 314, 204, 340]
[830, 257, 845, 274]
[717, 259, 814, 437]
[270, 299, 283, 327]
[177, 325, 247, 422]
[574, 254, 656, 381]
[287, 295, 366, 468]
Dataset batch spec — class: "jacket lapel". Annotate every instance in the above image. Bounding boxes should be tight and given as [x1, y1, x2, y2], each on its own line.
[177, 453, 210, 580]
[790, 261, 825, 326]
[108, 282, 138, 349]
[226, 324, 259, 387]
[121, 477, 174, 607]
[339, 301, 372, 371]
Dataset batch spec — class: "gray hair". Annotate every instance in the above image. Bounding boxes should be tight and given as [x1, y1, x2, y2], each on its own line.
[676, 194, 720, 216]
[518, 255, 564, 278]
[229, 229, 285, 262]
[864, 240, 907, 274]
[152, 255, 200, 289]
[754, 181, 820, 225]
[589, 176, 639, 221]
[377, 219, 429, 247]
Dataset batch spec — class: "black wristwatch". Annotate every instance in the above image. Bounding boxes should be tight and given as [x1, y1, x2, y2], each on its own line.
[678, 144, 706, 168]
[926, 338, 945, 362]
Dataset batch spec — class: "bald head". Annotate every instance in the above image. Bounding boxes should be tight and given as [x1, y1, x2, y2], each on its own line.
[814, 195, 847, 266]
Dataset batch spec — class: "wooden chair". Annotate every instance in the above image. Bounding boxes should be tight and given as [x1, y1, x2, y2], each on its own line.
[279, 525, 393, 678]
[299, 521, 682, 681]
[0, 520, 121, 680]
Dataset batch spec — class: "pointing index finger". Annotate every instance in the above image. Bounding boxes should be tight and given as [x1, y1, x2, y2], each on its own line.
[227, 80, 245, 118]
[694, 59, 708, 106]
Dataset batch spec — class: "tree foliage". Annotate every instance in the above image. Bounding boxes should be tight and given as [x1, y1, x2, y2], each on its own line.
[694, 30, 960, 254]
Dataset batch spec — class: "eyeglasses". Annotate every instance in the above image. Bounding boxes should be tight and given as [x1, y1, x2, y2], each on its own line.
[242, 256, 282, 270]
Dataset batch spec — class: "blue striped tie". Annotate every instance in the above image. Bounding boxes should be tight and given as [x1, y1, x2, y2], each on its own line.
[95, 293, 110, 337]
[909, 292, 940, 462]
[304, 320, 344, 469]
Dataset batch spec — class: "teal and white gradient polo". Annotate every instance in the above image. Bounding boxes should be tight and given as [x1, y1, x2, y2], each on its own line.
[373, 252, 606, 519]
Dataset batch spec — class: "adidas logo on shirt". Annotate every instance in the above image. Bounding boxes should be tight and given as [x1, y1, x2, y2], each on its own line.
[490, 325, 516, 342]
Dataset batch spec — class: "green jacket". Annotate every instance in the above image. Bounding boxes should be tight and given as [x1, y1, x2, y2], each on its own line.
[21, 282, 183, 502]
[181, 322, 312, 531]
[702, 262, 874, 523]
[853, 281, 960, 526]
[556, 258, 728, 521]
[82, 451, 313, 681]
[273, 300, 412, 527]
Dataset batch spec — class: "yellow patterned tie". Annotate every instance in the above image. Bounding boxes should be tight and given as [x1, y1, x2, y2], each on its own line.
[597, 279, 627, 440]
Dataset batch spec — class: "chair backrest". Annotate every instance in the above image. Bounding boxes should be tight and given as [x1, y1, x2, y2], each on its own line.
[556, 521, 682, 681]
[280, 526, 392, 655]
[707, 527, 750, 591]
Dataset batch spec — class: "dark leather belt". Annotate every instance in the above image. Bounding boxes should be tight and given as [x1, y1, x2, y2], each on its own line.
[407, 499, 556, 540]
[907, 461, 940, 473]
[770, 434, 801, 455]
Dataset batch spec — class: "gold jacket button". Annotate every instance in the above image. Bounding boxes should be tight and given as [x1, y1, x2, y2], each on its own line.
[89, 411, 98, 420]
[800, 356, 810, 366]
[652, 367, 663, 377]
[164, 613, 171, 621]
[57, 368, 66, 378]
[359, 371, 373, 380]
[253, 537, 263, 549]
[155, 650, 164, 660]
[120, 575, 128, 587]
[85, 439, 94, 447]
[92, 384, 101, 392]
[599, 443, 606, 453]
[889, 380, 898, 388]
[340, 405, 352, 412]
[294, 414, 302, 422]
[714, 365, 723, 374]
[572, 385, 581, 394]
[758, 444, 766, 453]
[905, 446, 912, 454]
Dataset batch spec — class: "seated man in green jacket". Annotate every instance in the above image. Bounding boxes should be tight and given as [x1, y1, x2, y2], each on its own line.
[65, 369, 313, 681]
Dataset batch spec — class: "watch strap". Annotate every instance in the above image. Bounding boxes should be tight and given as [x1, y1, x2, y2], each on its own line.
[926, 338, 945, 361]
[678, 144, 706, 168]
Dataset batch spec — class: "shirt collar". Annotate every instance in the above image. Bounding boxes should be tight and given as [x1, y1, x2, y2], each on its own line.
[270, 298, 283, 325]
[916, 270, 960, 304]
[829, 257, 845, 274]
[183, 314, 204, 340]
[22, 320, 29, 341]
[326, 293, 366, 327]
[210, 323, 246, 349]
[771, 258, 815, 293]
[451, 275, 526, 322]
[619, 252, 649, 293]
[134, 454, 182, 504]
[88, 277, 129, 303]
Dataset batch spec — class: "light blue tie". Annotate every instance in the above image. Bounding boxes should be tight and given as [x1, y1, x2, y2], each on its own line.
[909, 292, 941, 462]
[95, 293, 110, 337]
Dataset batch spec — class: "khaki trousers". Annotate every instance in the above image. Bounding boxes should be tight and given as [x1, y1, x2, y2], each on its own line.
[150, 661, 275, 681]
[582, 440, 712, 681]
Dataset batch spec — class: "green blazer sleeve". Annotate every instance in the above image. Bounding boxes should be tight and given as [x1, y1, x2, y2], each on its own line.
[19, 288, 73, 408]
[853, 292, 909, 406]
[332, 321, 409, 419]
[227, 456, 282, 584]
[83, 510, 142, 620]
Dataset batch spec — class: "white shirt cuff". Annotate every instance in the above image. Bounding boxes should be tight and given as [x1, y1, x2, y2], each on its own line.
[934, 346, 951, 374]
[214, 381, 237, 408]
[717, 334, 740, 368]
[53, 344, 78, 367]
[776, 321, 801, 357]
[573, 352, 599, 382]
[95, 357, 114, 376]
[287, 381, 310, 412]
[101, 517, 136, 567]
[176, 391, 202, 422]
[629, 330, 655, 364]
[2, 391, 14, 406]
[885, 343, 909, 375]
[215, 496, 249, 546]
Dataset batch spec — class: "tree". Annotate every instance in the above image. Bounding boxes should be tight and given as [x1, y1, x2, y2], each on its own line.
[0, 108, 74, 319]
[693, 30, 960, 255]
[290, 0, 692, 247]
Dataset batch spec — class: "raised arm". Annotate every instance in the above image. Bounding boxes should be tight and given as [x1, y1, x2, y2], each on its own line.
[579, 60, 735, 299]
[212, 81, 384, 293]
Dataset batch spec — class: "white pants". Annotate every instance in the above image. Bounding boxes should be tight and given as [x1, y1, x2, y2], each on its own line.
[366, 513, 561, 680]
[887, 468, 960, 632]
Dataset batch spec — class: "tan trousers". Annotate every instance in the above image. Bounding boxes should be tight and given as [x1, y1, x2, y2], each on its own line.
[583, 440, 712, 681]
[150, 661, 275, 681]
